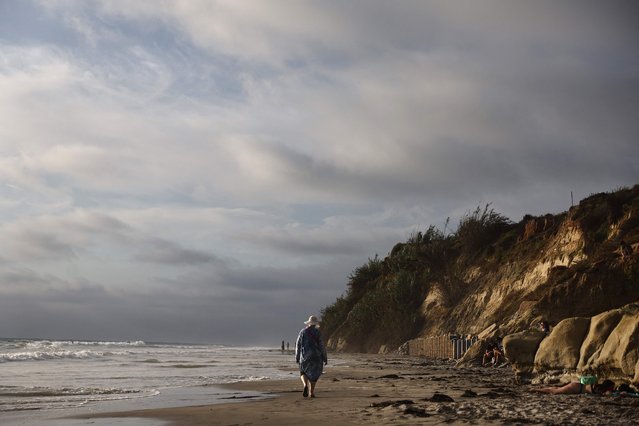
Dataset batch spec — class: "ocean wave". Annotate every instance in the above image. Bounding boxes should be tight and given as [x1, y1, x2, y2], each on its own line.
[0, 340, 147, 352]
[0, 387, 142, 398]
[0, 349, 129, 363]
[219, 375, 270, 383]
[0, 387, 154, 412]
[23, 340, 146, 349]
[165, 364, 210, 369]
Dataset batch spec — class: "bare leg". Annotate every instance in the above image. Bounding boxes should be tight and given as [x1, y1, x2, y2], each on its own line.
[310, 380, 317, 397]
[482, 353, 491, 367]
[300, 375, 310, 397]
[530, 382, 582, 394]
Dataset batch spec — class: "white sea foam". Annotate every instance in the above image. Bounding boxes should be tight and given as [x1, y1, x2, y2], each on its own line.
[0, 349, 130, 363]
[22, 340, 146, 349]
[0, 339, 151, 363]
[0, 386, 142, 398]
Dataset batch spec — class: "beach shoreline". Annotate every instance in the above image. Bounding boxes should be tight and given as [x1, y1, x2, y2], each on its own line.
[63, 353, 639, 425]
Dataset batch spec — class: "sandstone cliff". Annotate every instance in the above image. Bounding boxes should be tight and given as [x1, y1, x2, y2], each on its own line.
[321, 185, 639, 353]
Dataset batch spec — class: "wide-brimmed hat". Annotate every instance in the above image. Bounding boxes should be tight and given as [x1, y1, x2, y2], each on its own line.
[304, 315, 320, 327]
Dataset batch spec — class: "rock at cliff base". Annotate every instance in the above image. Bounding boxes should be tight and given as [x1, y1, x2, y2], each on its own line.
[535, 317, 590, 371]
[502, 331, 546, 375]
[577, 309, 623, 371]
[593, 307, 639, 377]
[455, 339, 490, 367]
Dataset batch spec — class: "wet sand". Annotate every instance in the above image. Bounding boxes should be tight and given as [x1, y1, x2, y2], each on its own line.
[69, 354, 639, 425]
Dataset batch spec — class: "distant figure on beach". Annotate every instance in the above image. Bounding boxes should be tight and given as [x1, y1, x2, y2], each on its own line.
[281, 340, 285, 353]
[286, 342, 290, 351]
[539, 320, 550, 334]
[531, 378, 615, 395]
[295, 315, 327, 398]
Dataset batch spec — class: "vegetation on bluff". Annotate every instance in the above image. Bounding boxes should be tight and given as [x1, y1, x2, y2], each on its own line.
[321, 185, 639, 353]
[321, 204, 514, 351]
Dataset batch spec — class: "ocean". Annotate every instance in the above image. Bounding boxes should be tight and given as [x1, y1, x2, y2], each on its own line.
[0, 338, 308, 425]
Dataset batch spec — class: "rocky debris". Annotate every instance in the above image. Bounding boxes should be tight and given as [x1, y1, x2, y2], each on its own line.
[460, 389, 477, 397]
[427, 392, 454, 402]
[402, 405, 429, 417]
[377, 374, 402, 379]
[370, 399, 414, 408]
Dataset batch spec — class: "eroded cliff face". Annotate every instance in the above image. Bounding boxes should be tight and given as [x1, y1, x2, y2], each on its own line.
[323, 185, 639, 353]
[440, 218, 588, 337]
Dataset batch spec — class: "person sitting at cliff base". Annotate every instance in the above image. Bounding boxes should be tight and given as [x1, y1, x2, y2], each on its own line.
[482, 342, 496, 367]
[482, 340, 504, 367]
[491, 342, 504, 367]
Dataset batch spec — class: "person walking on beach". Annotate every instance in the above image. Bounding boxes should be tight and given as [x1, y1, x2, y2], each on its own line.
[295, 315, 327, 398]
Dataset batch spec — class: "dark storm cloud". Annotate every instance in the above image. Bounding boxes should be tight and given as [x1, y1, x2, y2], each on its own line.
[134, 238, 219, 265]
[9, 230, 78, 261]
[0, 268, 68, 290]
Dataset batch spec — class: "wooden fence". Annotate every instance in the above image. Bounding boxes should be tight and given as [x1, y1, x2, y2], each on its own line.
[408, 335, 478, 359]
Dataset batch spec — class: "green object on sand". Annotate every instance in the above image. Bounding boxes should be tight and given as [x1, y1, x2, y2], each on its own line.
[579, 375, 597, 385]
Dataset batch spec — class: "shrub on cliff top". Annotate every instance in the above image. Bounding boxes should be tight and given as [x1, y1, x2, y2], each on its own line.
[456, 204, 512, 257]
[347, 255, 383, 299]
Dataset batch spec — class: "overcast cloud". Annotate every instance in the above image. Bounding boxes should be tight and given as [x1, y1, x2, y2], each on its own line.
[0, 0, 637, 345]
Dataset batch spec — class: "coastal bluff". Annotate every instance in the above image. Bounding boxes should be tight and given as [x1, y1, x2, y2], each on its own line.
[321, 185, 639, 356]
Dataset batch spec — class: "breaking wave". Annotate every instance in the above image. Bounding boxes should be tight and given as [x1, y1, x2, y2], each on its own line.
[0, 349, 129, 363]
[0, 340, 148, 363]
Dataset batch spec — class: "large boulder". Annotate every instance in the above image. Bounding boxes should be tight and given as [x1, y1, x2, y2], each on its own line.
[503, 330, 546, 375]
[577, 309, 623, 371]
[591, 308, 639, 377]
[534, 317, 590, 371]
[503, 303, 639, 382]
[455, 339, 490, 367]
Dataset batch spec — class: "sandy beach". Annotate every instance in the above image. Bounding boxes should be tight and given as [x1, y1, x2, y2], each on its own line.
[67, 354, 639, 426]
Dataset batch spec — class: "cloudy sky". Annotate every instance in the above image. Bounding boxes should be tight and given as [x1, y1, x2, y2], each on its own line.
[0, 1, 637, 345]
